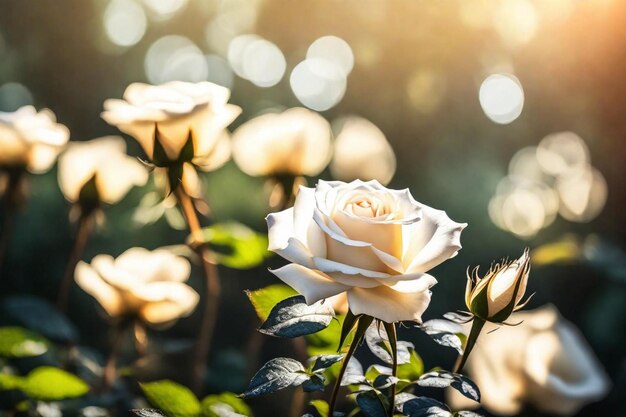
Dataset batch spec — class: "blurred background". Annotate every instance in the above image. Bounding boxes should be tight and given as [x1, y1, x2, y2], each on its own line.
[0, 0, 625, 416]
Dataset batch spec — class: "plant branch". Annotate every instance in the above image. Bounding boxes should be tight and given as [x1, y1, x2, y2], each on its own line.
[57, 209, 94, 312]
[103, 319, 129, 391]
[454, 317, 486, 374]
[383, 322, 398, 417]
[175, 183, 220, 395]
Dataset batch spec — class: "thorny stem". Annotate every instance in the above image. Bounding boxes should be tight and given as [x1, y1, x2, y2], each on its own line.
[454, 317, 486, 374]
[384, 322, 398, 417]
[0, 169, 24, 273]
[175, 184, 220, 395]
[57, 210, 94, 312]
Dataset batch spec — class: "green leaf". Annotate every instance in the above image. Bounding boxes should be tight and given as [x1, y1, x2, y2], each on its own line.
[259, 296, 335, 338]
[0, 327, 49, 358]
[356, 391, 388, 417]
[140, 380, 201, 417]
[418, 319, 465, 355]
[309, 399, 329, 417]
[201, 392, 252, 417]
[309, 355, 343, 373]
[242, 358, 308, 398]
[397, 349, 424, 382]
[402, 397, 451, 417]
[416, 371, 480, 402]
[130, 410, 169, 417]
[305, 314, 351, 356]
[338, 310, 358, 352]
[364, 322, 414, 365]
[198, 223, 270, 269]
[246, 284, 298, 322]
[0, 374, 24, 391]
[302, 374, 326, 393]
[21, 367, 89, 400]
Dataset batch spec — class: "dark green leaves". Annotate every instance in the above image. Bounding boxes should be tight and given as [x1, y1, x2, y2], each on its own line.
[130, 410, 168, 417]
[418, 318, 466, 355]
[241, 358, 308, 398]
[259, 296, 335, 338]
[309, 355, 343, 373]
[197, 223, 269, 270]
[0, 327, 49, 358]
[397, 349, 424, 381]
[356, 391, 388, 417]
[140, 380, 201, 417]
[365, 321, 413, 364]
[201, 392, 252, 417]
[402, 397, 452, 417]
[246, 284, 298, 322]
[416, 371, 480, 402]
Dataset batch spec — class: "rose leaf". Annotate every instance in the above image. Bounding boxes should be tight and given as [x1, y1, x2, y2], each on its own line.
[259, 296, 335, 338]
[242, 358, 308, 398]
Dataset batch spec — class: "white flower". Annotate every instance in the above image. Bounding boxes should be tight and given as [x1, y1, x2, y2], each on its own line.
[448, 305, 611, 416]
[465, 249, 531, 322]
[57, 136, 149, 205]
[75, 247, 199, 326]
[232, 107, 332, 177]
[266, 179, 466, 323]
[0, 106, 69, 173]
[101, 81, 240, 170]
[330, 117, 396, 185]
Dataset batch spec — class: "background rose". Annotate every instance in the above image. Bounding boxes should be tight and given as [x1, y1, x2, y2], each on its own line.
[75, 247, 199, 326]
[101, 81, 240, 171]
[231, 107, 332, 177]
[267, 179, 466, 323]
[0, 106, 69, 173]
[448, 305, 611, 416]
[57, 136, 148, 205]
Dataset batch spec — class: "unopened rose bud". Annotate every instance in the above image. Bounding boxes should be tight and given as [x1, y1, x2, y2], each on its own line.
[465, 249, 532, 323]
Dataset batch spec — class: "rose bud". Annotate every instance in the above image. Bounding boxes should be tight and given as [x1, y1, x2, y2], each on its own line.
[75, 247, 199, 326]
[101, 81, 240, 171]
[465, 248, 532, 323]
[57, 136, 148, 209]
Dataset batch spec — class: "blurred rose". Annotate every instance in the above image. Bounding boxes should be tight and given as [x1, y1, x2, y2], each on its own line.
[330, 117, 396, 185]
[232, 107, 332, 177]
[101, 81, 240, 170]
[0, 106, 69, 173]
[266, 180, 466, 323]
[449, 305, 611, 415]
[465, 249, 531, 322]
[75, 247, 199, 326]
[58, 136, 149, 205]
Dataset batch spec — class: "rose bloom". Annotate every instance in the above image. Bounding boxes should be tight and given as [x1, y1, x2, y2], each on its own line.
[58, 136, 149, 205]
[0, 106, 69, 173]
[75, 248, 199, 326]
[330, 117, 396, 186]
[231, 107, 332, 177]
[266, 180, 466, 323]
[101, 81, 240, 170]
[448, 305, 611, 416]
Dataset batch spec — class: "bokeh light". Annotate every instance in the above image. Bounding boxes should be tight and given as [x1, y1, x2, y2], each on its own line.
[103, 0, 147, 48]
[479, 73, 524, 124]
[306, 36, 354, 77]
[142, 0, 188, 21]
[537, 131, 590, 177]
[492, 0, 538, 48]
[290, 59, 347, 111]
[144, 35, 208, 84]
[206, 54, 235, 89]
[557, 166, 608, 223]
[241, 39, 286, 87]
[406, 69, 446, 114]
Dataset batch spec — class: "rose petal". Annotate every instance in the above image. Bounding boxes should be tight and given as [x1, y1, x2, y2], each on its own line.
[137, 282, 199, 325]
[404, 206, 467, 273]
[346, 275, 436, 323]
[293, 186, 326, 258]
[270, 263, 350, 304]
[313, 257, 389, 279]
[74, 261, 125, 317]
[266, 208, 315, 268]
[115, 247, 191, 284]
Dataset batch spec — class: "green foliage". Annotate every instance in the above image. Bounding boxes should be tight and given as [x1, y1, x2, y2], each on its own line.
[140, 380, 201, 417]
[305, 314, 354, 356]
[0, 327, 49, 358]
[246, 284, 298, 321]
[259, 296, 335, 338]
[198, 222, 269, 269]
[309, 399, 329, 417]
[201, 392, 252, 417]
[0, 374, 23, 391]
[242, 357, 308, 398]
[20, 367, 89, 400]
[397, 349, 424, 382]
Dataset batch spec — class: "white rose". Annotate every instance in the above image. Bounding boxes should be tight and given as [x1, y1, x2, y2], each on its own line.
[330, 117, 396, 185]
[101, 81, 240, 170]
[266, 180, 466, 323]
[232, 107, 332, 177]
[0, 106, 69, 173]
[448, 305, 611, 416]
[75, 247, 199, 326]
[57, 136, 149, 205]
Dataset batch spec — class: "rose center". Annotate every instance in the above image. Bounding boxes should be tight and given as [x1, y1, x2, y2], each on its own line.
[345, 196, 391, 219]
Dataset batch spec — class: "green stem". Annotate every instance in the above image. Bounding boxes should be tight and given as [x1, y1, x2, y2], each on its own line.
[454, 317, 486, 374]
[383, 322, 398, 417]
[329, 315, 373, 416]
